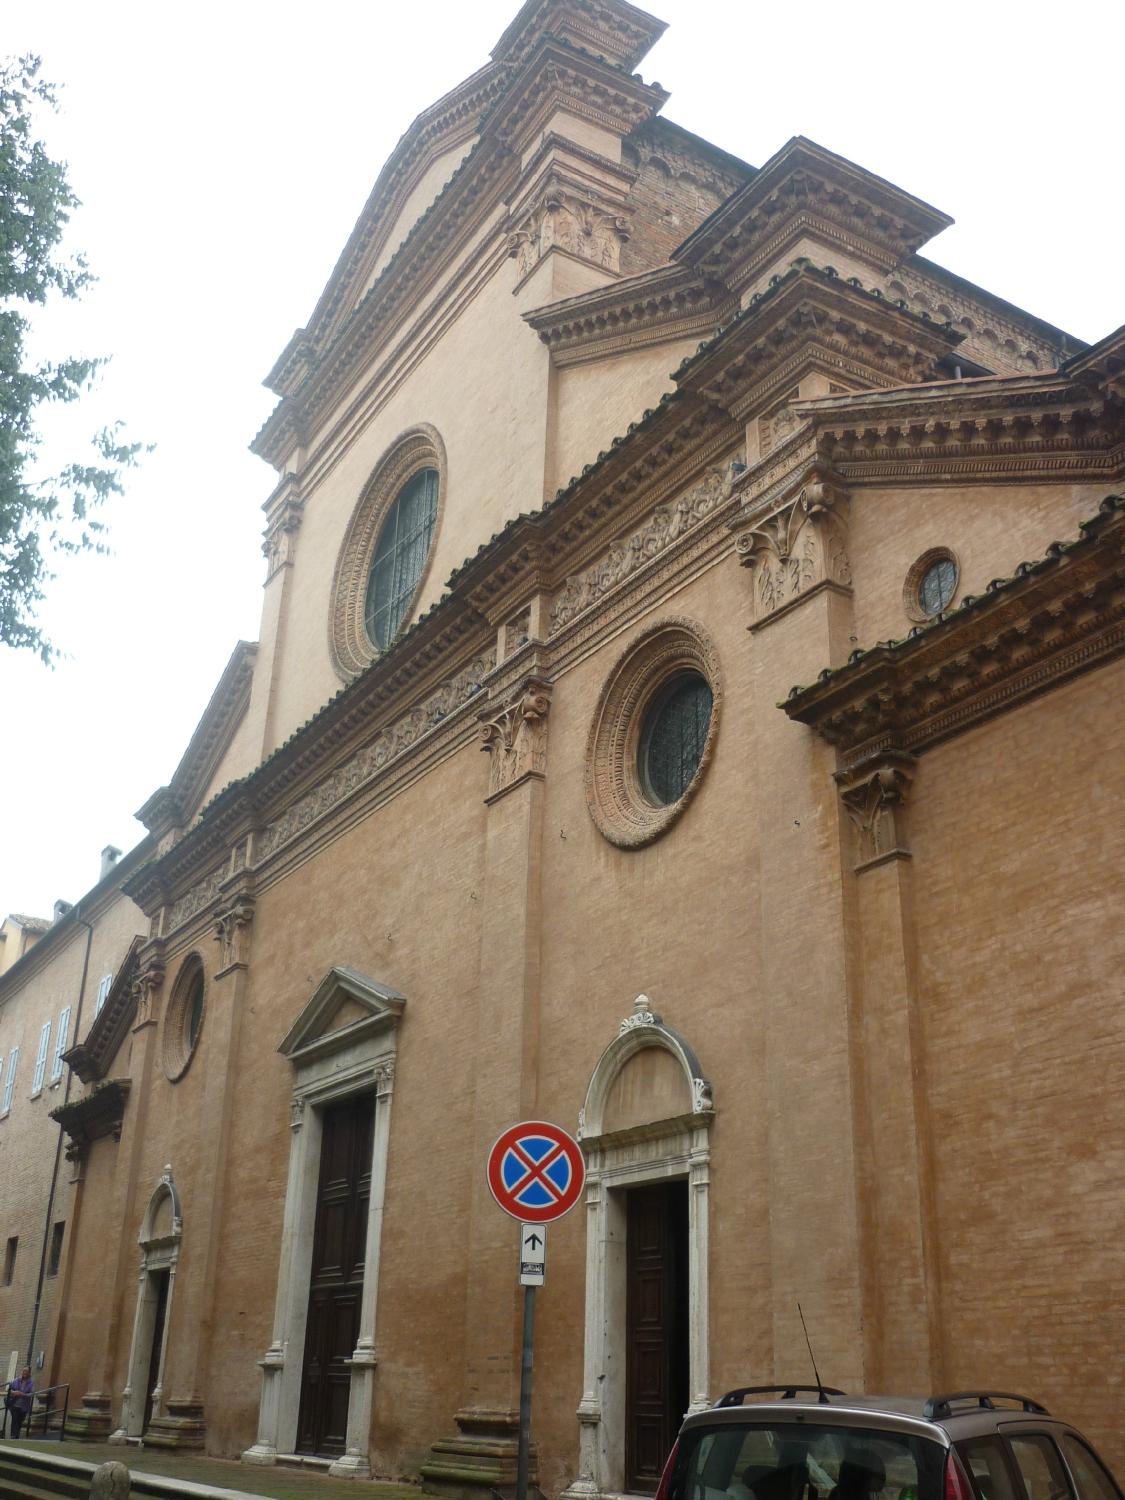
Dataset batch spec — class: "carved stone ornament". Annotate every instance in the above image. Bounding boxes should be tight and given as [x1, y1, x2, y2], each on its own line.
[836, 751, 916, 870]
[551, 461, 738, 634]
[736, 468, 851, 625]
[619, 994, 663, 1033]
[214, 896, 255, 971]
[508, 179, 631, 280]
[479, 678, 552, 801]
[132, 958, 166, 1029]
[262, 492, 304, 581]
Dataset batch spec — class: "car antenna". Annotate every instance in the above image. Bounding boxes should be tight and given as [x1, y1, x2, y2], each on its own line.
[797, 1302, 829, 1404]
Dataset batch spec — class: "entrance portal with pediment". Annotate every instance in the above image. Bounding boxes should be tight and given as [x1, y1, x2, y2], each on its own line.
[242, 966, 404, 1479]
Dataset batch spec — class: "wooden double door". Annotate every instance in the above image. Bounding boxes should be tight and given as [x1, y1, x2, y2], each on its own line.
[297, 1093, 374, 1457]
[625, 1180, 690, 1493]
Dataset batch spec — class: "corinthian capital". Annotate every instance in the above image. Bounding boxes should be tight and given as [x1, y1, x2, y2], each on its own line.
[479, 677, 553, 802]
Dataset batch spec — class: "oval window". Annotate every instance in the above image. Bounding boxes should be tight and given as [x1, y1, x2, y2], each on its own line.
[639, 673, 714, 806]
[363, 467, 439, 651]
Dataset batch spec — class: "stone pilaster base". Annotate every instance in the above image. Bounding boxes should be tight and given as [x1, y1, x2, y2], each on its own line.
[65, 1391, 113, 1441]
[420, 1408, 539, 1500]
[143, 1398, 205, 1450]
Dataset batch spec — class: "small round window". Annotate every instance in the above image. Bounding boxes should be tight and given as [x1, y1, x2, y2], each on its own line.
[364, 467, 439, 651]
[163, 956, 206, 1082]
[904, 548, 959, 623]
[639, 673, 714, 806]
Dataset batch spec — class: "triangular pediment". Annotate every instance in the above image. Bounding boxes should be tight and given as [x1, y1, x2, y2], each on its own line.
[278, 966, 405, 1064]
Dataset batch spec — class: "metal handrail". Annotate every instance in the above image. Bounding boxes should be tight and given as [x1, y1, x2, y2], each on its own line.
[1, 1380, 69, 1441]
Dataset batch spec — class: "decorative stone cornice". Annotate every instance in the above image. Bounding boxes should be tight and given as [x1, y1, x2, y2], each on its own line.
[491, 0, 667, 74]
[479, 676, 553, 801]
[675, 263, 960, 420]
[674, 136, 953, 289]
[735, 464, 852, 627]
[523, 262, 733, 366]
[136, 642, 258, 843]
[836, 750, 916, 871]
[799, 372, 1125, 488]
[50, 1079, 132, 1162]
[784, 496, 1125, 766]
[62, 936, 143, 1085]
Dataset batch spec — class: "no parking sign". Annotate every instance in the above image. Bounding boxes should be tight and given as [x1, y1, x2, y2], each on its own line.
[487, 1120, 586, 1224]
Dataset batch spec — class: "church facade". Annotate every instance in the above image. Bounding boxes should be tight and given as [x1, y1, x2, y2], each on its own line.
[8, 0, 1122, 1491]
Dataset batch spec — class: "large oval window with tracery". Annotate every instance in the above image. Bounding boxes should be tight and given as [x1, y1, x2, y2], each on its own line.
[329, 425, 447, 680]
[364, 467, 439, 651]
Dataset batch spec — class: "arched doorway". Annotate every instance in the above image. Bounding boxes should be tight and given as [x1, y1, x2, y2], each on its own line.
[564, 997, 714, 1500]
[115, 1167, 182, 1440]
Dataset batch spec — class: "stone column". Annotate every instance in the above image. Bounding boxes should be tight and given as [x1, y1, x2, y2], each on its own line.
[835, 751, 943, 1389]
[420, 674, 551, 1500]
[145, 891, 255, 1451]
[68, 952, 164, 1442]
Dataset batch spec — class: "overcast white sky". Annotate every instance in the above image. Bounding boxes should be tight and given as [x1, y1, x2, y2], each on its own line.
[1, 0, 1121, 921]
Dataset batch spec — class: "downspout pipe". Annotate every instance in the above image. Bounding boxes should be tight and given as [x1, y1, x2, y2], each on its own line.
[26, 907, 93, 1367]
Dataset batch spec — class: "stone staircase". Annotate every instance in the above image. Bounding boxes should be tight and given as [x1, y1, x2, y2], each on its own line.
[0, 1441, 259, 1499]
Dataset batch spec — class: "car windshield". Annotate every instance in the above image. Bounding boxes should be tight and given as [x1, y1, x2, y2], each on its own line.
[676, 1422, 945, 1500]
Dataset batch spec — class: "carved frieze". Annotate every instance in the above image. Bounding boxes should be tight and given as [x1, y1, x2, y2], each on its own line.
[836, 751, 916, 870]
[550, 461, 738, 633]
[479, 677, 552, 801]
[509, 180, 631, 280]
[166, 868, 226, 935]
[258, 647, 495, 861]
[736, 468, 851, 625]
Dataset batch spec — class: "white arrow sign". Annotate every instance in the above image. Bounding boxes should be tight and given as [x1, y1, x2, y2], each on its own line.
[519, 1223, 547, 1285]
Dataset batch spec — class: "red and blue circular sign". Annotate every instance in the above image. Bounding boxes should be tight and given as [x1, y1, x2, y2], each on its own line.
[487, 1120, 586, 1223]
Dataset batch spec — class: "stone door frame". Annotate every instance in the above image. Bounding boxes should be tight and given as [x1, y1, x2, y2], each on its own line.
[564, 998, 714, 1500]
[116, 1167, 182, 1440]
[242, 967, 404, 1479]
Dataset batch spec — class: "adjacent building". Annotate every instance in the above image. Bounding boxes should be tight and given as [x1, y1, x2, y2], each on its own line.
[6, 0, 1123, 1490]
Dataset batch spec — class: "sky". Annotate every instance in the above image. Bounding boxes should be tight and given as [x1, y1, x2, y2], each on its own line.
[1, 0, 1121, 921]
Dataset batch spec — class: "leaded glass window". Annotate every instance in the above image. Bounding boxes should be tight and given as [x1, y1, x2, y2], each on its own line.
[640, 673, 713, 806]
[364, 467, 439, 651]
[918, 556, 956, 615]
[186, 971, 205, 1049]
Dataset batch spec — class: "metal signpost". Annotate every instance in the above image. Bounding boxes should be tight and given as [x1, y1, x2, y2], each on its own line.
[487, 1121, 586, 1500]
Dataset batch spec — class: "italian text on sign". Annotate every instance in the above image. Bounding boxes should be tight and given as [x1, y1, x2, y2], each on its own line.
[487, 1120, 586, 1224]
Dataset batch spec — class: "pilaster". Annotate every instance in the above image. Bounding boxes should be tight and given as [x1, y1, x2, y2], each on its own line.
[834, 750, 942, 1390]
[421, 672, 552, 1500]
[144, 885, 256, 1451]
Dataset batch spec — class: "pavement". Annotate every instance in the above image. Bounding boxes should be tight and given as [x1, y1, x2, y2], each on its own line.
[2, 1437, 423, 1500]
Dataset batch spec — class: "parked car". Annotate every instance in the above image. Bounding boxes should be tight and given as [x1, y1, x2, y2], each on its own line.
[655, 1388, 1122, 1500]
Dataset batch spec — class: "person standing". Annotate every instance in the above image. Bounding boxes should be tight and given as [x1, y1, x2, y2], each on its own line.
[7, 1367, 33, 1439]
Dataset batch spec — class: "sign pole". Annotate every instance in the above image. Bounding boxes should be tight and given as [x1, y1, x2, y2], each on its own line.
[516, 1277, 536, 1500]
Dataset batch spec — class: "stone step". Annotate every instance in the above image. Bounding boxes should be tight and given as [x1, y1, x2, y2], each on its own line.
[0, 1447, 89, 1500]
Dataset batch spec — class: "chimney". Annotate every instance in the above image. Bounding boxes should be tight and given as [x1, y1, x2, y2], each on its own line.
[52, 900, 73, 924]
[100, 845, 122, 882]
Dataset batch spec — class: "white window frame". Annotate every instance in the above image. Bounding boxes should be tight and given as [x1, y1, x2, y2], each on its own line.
[2, 1048, 20, 1114]
[95, 973, 113, 1017]
[32, 1021, 52, 1096]
[50, 1006, 72, 1084]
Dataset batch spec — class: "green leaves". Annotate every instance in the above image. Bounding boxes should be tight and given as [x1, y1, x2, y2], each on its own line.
[0, 53, 146, 663]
